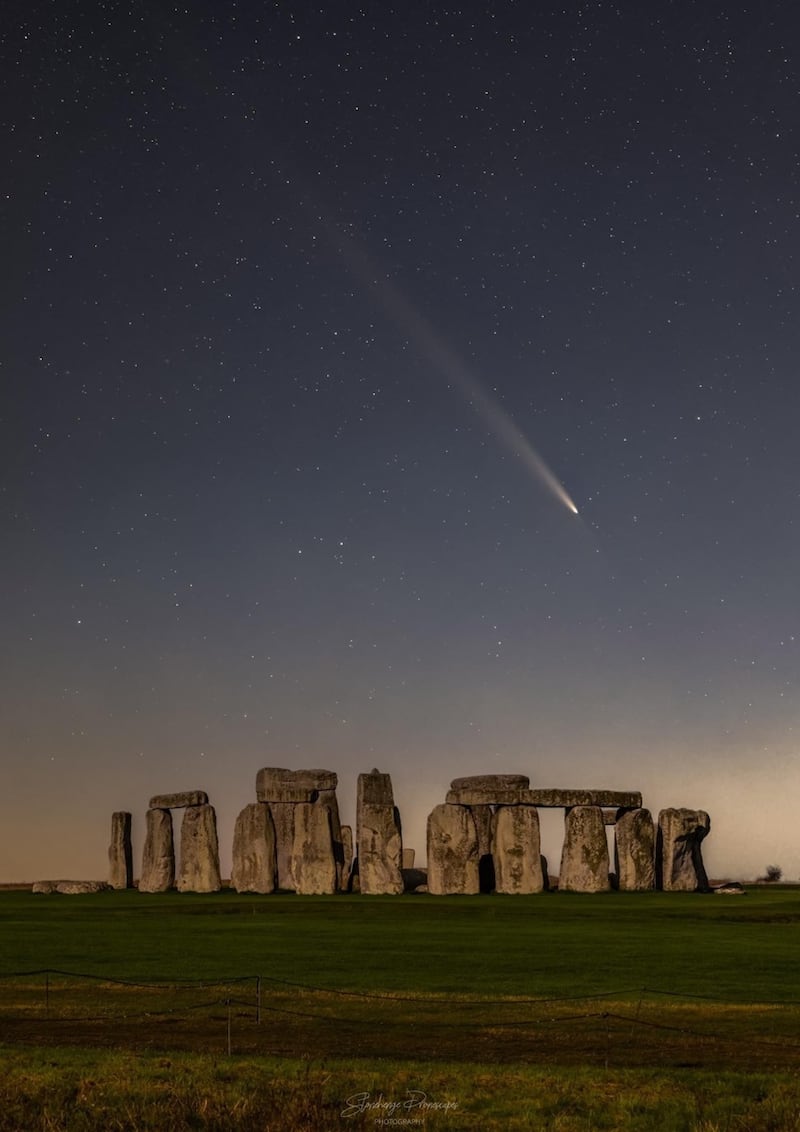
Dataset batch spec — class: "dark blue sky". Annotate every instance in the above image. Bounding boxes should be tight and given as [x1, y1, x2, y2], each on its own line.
[3, 1, 799, 879]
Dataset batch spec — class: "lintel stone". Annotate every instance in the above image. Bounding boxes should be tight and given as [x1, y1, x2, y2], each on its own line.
[149, 790, 208, 809]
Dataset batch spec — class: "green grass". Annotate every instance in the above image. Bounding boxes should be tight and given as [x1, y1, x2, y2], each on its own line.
[3, 888, 800, 1128]
[2, 1046, 800, 1131]
[2, 887, 800, 999]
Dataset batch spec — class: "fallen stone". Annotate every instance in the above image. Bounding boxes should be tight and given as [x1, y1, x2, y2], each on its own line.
[32, 881, 58, 894]
[256, 767, 338, 803]
[714, 882, 746, 895]
[615, 809, 655, 891]
[291, 802, 337, 895]
[657, 808, 711, 892]
[56, 880, 109, 895]
[148, 791, 208, 810]
[177, 804, 221, 893]
[231, 803, 276, 893]
[139, 808, 175, 892]
[108, 811, 133, 889]
[426, 804, 479, 895]
[492, 805, 544, 894]
[559, 806, 610, 892]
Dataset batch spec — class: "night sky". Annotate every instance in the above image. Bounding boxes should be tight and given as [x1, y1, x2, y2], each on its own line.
[4, 2, 799, 882]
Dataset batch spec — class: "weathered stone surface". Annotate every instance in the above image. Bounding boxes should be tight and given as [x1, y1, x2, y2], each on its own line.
[231, 803, 276, 893]
[316, 786, 346, 890]
[357, 769, 395, 807]
[602, 809, 620, 825]
[714, 882, 745, 895]
[341, 825, 354, 889]
[469, 804, 496, 892]
[426, 804, 479, 895]
[177, 805, 221, 893]
[139, 808, 175, 892]
[559, 806, 611, 892]
[34, 880, 109, 894]
[450, 774, 530, 791]
[657, 808, 711, 892]
[291, 803, 337, 895]
[56, 880, 109, 894]
[492, 805, 544, 894]
[446, 787, 526, 806]
[468, 805, 494, 857]
[148, 791, 208, 810]
[357, 802, 404, 894]
[402, 847, 416, 869]
[356, 771, 403, 894]
[256, 767, 338, 803]
[108, 811, 133, 889]
[614, 809, 655, 891]
[446, 787, 642, 808]
[268, 802, 296, 890]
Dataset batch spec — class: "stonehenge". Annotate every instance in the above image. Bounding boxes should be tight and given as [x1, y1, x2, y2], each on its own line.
[104, 768, 711, 899]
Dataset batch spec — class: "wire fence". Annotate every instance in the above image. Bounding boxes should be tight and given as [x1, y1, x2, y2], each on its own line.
[1, 969, 798, 1068]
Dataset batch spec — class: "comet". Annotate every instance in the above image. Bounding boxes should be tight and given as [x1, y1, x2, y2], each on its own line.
[322, 216, 579, 515]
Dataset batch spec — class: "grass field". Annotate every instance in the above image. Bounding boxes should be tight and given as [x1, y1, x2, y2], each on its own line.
[2, 886, 800, 1129]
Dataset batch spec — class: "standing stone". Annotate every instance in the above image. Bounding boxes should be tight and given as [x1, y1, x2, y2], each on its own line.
[469, 804, 495, 892]
[492, 805, 544, 894]
[139, 808, 174, 893]
[615, 809, 655, 891]
[316, 786, 346, 890]
[291, 803, 337, 895]
[657, 808, 711, 892]
[268, 801, 296, 890]
[426, 804, 479, 895]
[108, 811, 133, 890]
[177, 804, 221, 893]
[402, 847, 416, 869]
[341, 825, 354, 889]
[356, 770, 403, 895]
[231, 803, 276, 893]
[559, 806, 610, 892]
